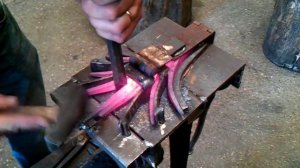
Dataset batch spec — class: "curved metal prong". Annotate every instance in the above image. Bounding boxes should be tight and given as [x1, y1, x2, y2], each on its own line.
[166, 59, 185, 116]
[149, 70, 167, 126]
[173, 44, 209, 112]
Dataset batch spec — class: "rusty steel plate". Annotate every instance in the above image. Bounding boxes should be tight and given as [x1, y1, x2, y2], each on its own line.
[126, 17, 214, 59]
[128, 45, 245, 145]
[185, 45, 246, 97]
[128, 90, 202, 145]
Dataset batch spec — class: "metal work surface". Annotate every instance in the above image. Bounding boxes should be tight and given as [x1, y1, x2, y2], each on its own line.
[127, 18, 214, 59]
[56, 45, 245, 167]
[84, 116, 148, 167]
[129, 45, 245, 145]
[38, 18, 246, 168]
[186, 45, 245, 97]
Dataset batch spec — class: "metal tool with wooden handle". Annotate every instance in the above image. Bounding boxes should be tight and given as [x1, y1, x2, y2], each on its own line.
[0, 82, 87, 144]
[45, 81, 88, 150]
[17, 106, 58, 122]
[0, 106, 58, 133]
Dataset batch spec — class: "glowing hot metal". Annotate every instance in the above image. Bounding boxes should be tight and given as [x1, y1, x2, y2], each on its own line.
[86, 80, 116, 95]
[96, 77, 143, 117]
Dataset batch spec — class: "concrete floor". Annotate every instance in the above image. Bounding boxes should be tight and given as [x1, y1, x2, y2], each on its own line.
[1, 0, 300, 167]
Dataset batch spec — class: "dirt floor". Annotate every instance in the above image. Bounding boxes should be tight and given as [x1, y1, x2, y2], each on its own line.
[1, 0, 299, 167]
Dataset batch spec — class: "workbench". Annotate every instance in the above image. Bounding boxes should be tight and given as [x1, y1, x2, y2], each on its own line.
[33, 19, 245, 168]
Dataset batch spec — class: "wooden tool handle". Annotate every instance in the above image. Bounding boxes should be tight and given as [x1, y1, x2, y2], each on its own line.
[18, 106, 58, 123]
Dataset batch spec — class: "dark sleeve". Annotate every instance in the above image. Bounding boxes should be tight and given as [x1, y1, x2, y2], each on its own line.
[0, 3, 40, 81]
[0, 1, 5, 26]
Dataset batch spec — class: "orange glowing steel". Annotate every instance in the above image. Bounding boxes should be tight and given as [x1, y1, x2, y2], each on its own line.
[124, 77, 141, 92]
[86, 80, 116, 95]
[97, 77, 143, 117]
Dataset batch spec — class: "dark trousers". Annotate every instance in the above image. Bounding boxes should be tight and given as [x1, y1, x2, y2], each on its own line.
[0, 2, 49, 167]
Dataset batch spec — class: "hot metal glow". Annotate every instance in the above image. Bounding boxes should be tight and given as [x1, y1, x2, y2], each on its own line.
[87, 50, 193, 120]
[86, 80, 116, 95]
[97, 77, 143, 117]
[149, 74, 160, 125]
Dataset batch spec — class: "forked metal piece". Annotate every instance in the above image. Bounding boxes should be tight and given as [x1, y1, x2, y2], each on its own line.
[149, 70, 168, 126]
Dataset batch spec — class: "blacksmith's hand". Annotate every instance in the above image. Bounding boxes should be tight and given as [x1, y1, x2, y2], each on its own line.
[0, 94, 49, 133]
[80, 0, 142, 43]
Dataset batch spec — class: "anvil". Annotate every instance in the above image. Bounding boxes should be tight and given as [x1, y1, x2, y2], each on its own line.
[32, 18, 245, 168]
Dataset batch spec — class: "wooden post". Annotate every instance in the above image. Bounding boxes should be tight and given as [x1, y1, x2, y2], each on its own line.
[134, 0, 192, 34]
[263, 0, 300, 72]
